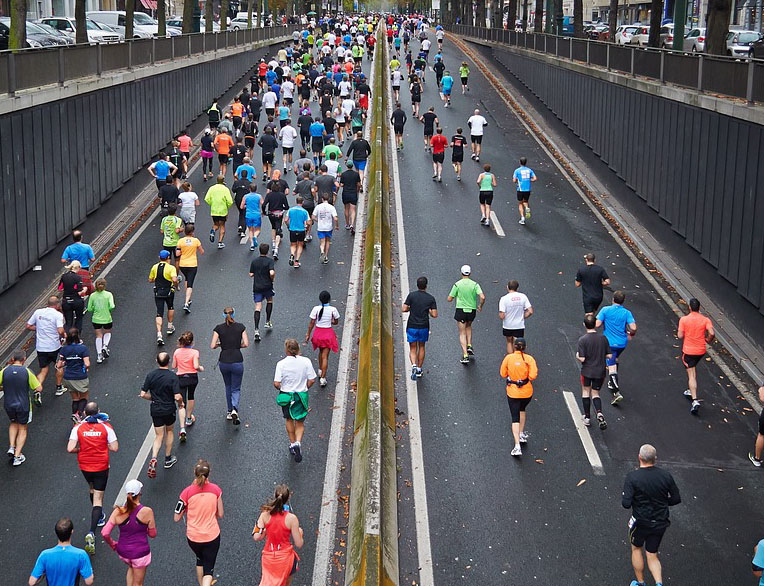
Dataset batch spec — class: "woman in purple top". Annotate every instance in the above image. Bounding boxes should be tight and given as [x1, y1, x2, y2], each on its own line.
[101, 479, 157, 586]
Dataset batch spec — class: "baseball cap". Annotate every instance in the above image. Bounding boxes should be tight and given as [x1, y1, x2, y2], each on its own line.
[460, 264, 471, 275]
[159, 250, 171, 260]
[125, 479, 143, 496]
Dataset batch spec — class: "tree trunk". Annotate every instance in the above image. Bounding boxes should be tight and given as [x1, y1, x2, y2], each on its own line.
[647, 0, 662, 46]
[508, 0, 517, 29]
[182, 0, 194, 33]
[247, 0, 253, 27]
[220, 0, 228, 30]
[573, 0, 583, 37]
[493, 0, 503, 27]
[534, 0, 543, 32]
[608, 0, 617, 41]
[705, 0, 730, 54]
[125, 0, 135, 39]
[555, 0, 563, 34]
[205, 0, 214, 31]
[158, 0, 166, 36]
[475, 0, 485, 26]
[9, 0, 25, 50]
[75, 0, 88, 44]
[522, 0, 529, 31]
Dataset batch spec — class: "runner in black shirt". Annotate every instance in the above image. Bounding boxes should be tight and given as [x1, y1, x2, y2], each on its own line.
[433, 59, 445, 86]
[257, 127, 278, 182]
[575, 253, 611, 314]
[298, 111, 313, 150]
[409, 75, 422, 117]
[402, 276, 438, 380]
[450, 128, 467, 181]
[231, 138, 247, 176]
[261, 179, 289, 260]
[576, 314, 611, 429]
[249, 243, 276, 340]
[158, 177, 180, 213]
[390, 102, 407, 151]
[232, 172, 251, 238]
[419, 107, 438, 152]
[622, 444, 680, 586]
[339, 161, 361, 232]
[140, 352, 182, 477]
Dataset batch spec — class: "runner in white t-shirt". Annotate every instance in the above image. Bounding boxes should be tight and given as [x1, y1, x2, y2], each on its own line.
[311, 194, 339, 265]
[304, 290, 341, 388]
[26, 296, 67, 396]
[467, 108, 489, 161]
[273, 338, 316, 462]
[278, 121, 299, 173]
[498, 280, 534, 354]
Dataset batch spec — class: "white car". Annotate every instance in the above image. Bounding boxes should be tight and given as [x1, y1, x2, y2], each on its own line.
[682, 27, 706, 52]
[630, 25, 649, 46]
[614, 24, 640, 45]
[726, 29, 762, 58]
[39, 17, 121, 43]
[88, 11, 157, 39]
[229, 15, 250, 30]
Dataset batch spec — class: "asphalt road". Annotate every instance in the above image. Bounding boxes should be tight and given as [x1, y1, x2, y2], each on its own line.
[392, 33, 764, 585]
[0, 64, 363, 584]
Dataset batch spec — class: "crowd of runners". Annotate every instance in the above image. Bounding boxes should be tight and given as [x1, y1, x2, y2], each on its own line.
[3, 11, 763, 586]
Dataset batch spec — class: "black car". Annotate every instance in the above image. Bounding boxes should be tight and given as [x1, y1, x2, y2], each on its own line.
[0, 17, 69, 50]
[752, 35, 764, 59]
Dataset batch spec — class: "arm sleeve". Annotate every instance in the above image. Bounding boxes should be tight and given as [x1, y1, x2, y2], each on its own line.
[528, 357, 539, 381]
[448, 284, 458, 298]
[274, 362, 283, 383]
[621, 474, 634, 509]
[667, 474, 681, 506]
[575, 269, 582, 282]
[500, 357, 508, 378]
[105, 425, 117, 444]
[30, 553, 45, 579]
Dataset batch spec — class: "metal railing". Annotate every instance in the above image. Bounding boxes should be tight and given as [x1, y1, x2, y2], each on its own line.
[448, 24, 764, 104]
[0, 25, 297, 96]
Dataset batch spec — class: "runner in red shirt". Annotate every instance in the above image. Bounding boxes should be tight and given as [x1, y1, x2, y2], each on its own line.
[258, 60, 269, 91]
[677, 298, 714, 415]
[67, 401, 119, 555]
[429, 127, 449, 182]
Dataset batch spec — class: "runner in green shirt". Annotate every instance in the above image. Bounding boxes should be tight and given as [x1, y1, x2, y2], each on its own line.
[321, 141, 343, 162]
[204, 176, 234, 249]
[86, 279, 116, 363]
[447, 265, 485, 364]
[160, 204, 184, 267]
[459, 62, 470, 94]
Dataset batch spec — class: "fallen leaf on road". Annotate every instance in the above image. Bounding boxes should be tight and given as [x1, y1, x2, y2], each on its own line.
[576, 479, 586, 487]
[535, 459, 544, 464]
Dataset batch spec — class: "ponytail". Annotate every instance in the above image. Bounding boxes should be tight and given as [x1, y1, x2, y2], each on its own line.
[194, 459, 211, 486]
[223, 307, 235, 326]
[317, 290, 331, 322]
[261, 484, 291, 514]
[117, 493, 139, 515]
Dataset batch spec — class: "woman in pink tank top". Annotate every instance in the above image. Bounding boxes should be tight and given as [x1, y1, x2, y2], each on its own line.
[253, 484, 304, 586]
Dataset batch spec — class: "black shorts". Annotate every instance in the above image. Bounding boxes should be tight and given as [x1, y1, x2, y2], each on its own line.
[454, 308, 476, 323]
[178, 373, 198, 401]
[507, 396, 532, 423]
[5, 405, 31, 424]
[432, 152, 444, 164]
[682, 353, 704, 368]
[470, 134, 483, 144]
[517, 190, 531, 202]
[209, 121, 219, 129]
[155, 294, 175, 316]
[283, 147, 294, 154]
[268, 215, 284, 236]
[188, 535, 221, 576]
[282, 404, 308, 420]
[311, 137, 324, 152]
[181, 151, 190, 161]
[583, 297, 603, 314]
[758, 409, 764, 435]
[503, 328, 524, 338]
[262, 152, 274, 164]
[180, 266, 198, 288]
[285, 97, 293, 105]
[342, 192, 358, 205]
[479, 191, 494, 205]
[412, 95, 421, 103]
[81, 468, 109, 492]
[265, 107, 275, 116]
[245, 137, 256, 149]
[300, 131, 310, 144]
[163, 245, 177, 258]
[233, 116, 242, 128]
[212, 215, 227, 224]
[461, 76, 468, 85]
[280, 119, 289, 128]
[452, 152, 464, 163]
[151, 412, 176, 428]
[629, 523, 666, 554]
[393, 124, 404, 135]
[289, 230, 306, 243]
[581, 375, 604, 390]
[37, 350, 59, 369]
[92, 322, 113, 331]
[218, 154, 229, 165]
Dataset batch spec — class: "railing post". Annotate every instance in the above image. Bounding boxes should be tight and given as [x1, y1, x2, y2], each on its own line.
[58, 46, 65, 86]
[746, 58, 755, 104]
[188, 33, 192, 56]
[225, 29, 229, 48]
[697, 53, 703, 91]
[659, 49, 665, 83]
[570, 38, 573, 59]
[555, 35, 558, 56]
[630, 46, 635, 76]
[606, 42, 611, 71]
[171, 36, 175, 60]
[215, 31, 218, 52]
[151, 37, 156, 65]
[202, 32, 206, 53]
[7, 51, 15, 96]
[127, 39, 133, 70]
[97, 42, 103, 76]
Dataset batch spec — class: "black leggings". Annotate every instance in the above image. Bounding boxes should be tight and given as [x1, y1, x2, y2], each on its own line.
[202, 156, 214, 175]
[62, 297, 85, 332]
[188, 535, 220, 576]
[507, 396, 532, 423]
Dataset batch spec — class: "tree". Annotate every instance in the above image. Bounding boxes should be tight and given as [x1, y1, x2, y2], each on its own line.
[608, 0, 617, 41]
[508, 0, 518, 30]
[126, 0, 135, 39]
[475, 0, 485, 26]
[705, 0, 731, 54]
[205, 0, 214, 31]
[573, 0, 583, 37]
[247, 0, 254, 27]
[182, 0, 195, 33]
[522, 0, 529, 31]
[534, 0, 543, 32]
[75, 0, 87, 43]
[221, 0, 229, 30]
[9, 0, 25, 50]
[157, 0, 166, 36]
[647, 0, 662, 46]
[492, 0, 503, 28]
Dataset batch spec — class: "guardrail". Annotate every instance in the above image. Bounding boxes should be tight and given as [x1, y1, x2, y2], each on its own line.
[0, 25, 297, 96]
[448, 24, 764, 103]
[345, 22, 399, 586]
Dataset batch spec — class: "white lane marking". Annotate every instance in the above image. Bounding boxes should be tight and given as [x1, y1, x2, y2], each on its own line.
[113, 425, 156, 506]
[489, 211, 505, 238]
[562, 391, 605, 476]
[311, 53, 376, 586]
[385, 40, 435, 586]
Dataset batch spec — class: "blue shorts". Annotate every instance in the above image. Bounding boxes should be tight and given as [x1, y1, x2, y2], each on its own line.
[253, 290, 274, 303]
[606, 345, 626, 366]
[318, 230, 333, 240]
[406, 328, 429, 343]
[353, 160, 367, 171]
[443, 88, 452, 95]
[246, 216, 262, 228]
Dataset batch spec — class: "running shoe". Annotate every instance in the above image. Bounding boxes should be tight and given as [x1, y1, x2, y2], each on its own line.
[525, 206, 531, 219]
[466, 345, 474, 356]
[254, 329, 261, 342]
[510, 445, 522, 457]
[102, 346, 110, 358]
[305, 235, 311, 243]
[289, 254, 295, 266]
[183, 304, 191, 314]
[294, 261, 301, 268]
[185, 417, 194, 427]
[217, 242, 226, 249]
[179, 429, 187, 443]
[273, 250, 279, 260]
[597, 413, 608, 430]
[250, 244, 256, 252]
[33, 391, 42, 406]
[518, 217, 526, 225]
[231, 410, 240, 425]
[683, 389, 692, 399]
[55, 385, 67, 396]
[749, 452, 762, 467]
[411, 365, 418, 381]
[583, 416, 591, 427]
[690, 400, 701, 415]
[147, 458, 157, 478]
[226, 411, 233, 420]
[611, 392, 624, 405]
[484, 219, 490, 227]
[265, 321, 273, 329]
[97, 513, 106, 527]
[71, 413, 82, 424]
[475, 156, 480, 162]
[432, 173, 437, 180]
[459, 354, 470, 364]
[6, 446, 15, 460]
[319, 377, 327, 387]
[289, 443, 296, 456]
[457, 175, 461, 181]
[164, 455, 178, 469]
[519, 432, 529, 444]
[84, 532, 96, 555]
[97, 353, 104, 365]
[319, 252, 325, 263]
[156, 335, 164, 346]
[322, 256, 329, 264]
[293, 443, 303, 463]
[437, 175, 442, 182]
[630, 582, 646, 586]
[167, 323, 176, 335]
[416, 367, 423, 378]
[209, 229, 215, 242]
[12, 454, 25, 466]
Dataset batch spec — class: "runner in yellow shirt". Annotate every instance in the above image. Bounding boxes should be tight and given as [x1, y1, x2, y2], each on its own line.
[176, 224, 204, 313]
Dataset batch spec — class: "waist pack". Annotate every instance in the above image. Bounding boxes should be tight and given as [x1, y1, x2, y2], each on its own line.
[507, 378, 530, 387]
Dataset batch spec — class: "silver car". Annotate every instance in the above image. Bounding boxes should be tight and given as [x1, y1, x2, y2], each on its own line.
[682, 27, 706, 52]
[726, 30, 762, 58]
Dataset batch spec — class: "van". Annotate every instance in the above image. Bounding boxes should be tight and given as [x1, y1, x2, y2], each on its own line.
[87, 11, 157, 39]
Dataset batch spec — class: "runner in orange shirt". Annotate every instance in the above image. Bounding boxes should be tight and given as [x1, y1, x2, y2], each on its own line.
[677, 298, 714, 415]
[231, 97, 244, 130]
[499, 338, 538, 457]
[213, 129, 235, 177]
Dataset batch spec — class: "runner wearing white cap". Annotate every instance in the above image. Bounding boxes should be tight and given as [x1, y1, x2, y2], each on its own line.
[446, 265, 485, 364]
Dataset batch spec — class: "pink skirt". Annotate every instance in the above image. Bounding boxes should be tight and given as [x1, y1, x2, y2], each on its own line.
[118, 552, 152, 568]
[311, 326, 338, 353]
[201, 150, 214, 159]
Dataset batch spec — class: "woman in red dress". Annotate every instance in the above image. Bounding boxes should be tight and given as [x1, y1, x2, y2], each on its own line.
[253, 485, 304, 586]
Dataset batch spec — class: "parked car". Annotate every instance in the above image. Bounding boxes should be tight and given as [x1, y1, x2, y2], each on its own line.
[630, 25, 649, 45]
[165, 16, 220, 32]
[751, 35, 764, 58]
[87, 11, 155, 39]
[229, 15, 250, 30]
[682, 27, 706, 52]
[0, 17, 70, 48]
[726, 29, 762, 58]
[660, 23, 673, 48]
[91, 20, 124, 40]
[587, 24, 610, 41]
[614, 24, 640, 45]
[35, 21, 76, 44]
[39, 16, 121, 43]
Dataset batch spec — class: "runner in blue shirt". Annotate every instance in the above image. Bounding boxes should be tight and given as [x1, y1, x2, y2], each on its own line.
[285, 197, 311, 268]
[30, 517, 94, 586]
[241, 185, 262, 251]
[596, 290, 637, 405]
[440, 71, 454, 108]
[512, 157, 537, 225]
[265, 68, 277, 87]
[61, 231, 95, 270]
[309, 119, 327, 165]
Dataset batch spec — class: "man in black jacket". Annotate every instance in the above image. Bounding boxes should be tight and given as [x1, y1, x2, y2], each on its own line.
[622, 444, 681, 586]
[346, 131, 371, 183]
